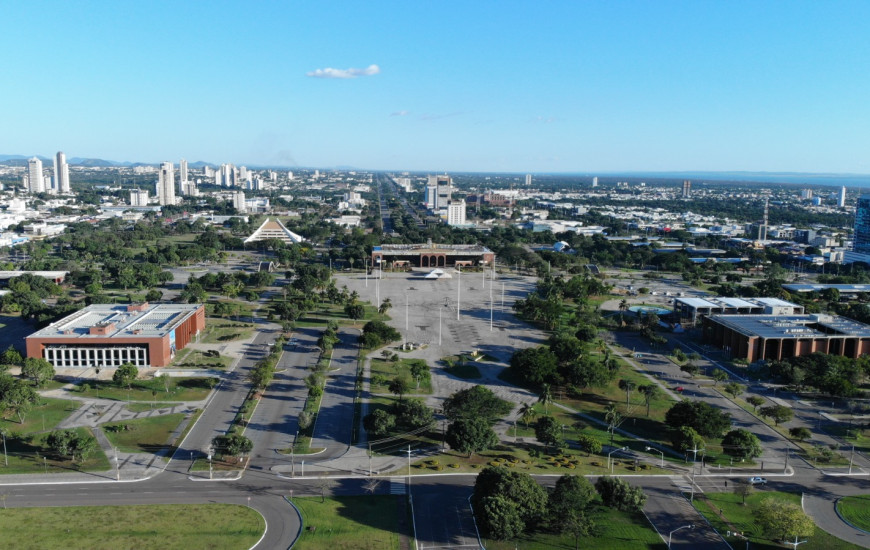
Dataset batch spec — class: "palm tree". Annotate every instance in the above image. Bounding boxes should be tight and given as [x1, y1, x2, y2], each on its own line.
[519, 402, 537, 427]
[378, 298, 392, 316]
[639, 384, 661, 417]
[618, 299, 629, 312]
[538, 384, 553, 414]
[604, 404, 622, 446]
[618, 379, 636, 406]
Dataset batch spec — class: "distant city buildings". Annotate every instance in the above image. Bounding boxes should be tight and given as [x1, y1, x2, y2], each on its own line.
[130, 189, 149, 206]
[838, 186, 847, 207]
[682, 180, 692, 198]
[447, 199, 467, 226]
[27, 157, 46, 193]
[525, 174, 532, 186]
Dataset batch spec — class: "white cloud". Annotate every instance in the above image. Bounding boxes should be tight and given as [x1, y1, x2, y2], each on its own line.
[390, 110, 409, 116]
[306, 64, 380, 79]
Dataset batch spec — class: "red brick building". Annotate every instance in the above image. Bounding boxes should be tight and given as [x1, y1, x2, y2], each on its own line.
[26, 303, 205, 368]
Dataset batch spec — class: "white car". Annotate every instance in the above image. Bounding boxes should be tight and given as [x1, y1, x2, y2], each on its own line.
[749, 476, 767, 485]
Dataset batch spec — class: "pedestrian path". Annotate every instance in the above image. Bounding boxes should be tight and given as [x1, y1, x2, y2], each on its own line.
[390, 477, 406, 495]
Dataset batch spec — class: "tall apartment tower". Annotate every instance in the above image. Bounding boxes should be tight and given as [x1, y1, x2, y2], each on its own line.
[427, 174, 452, 209]
[853, 195, 870, 255]
[447, 199, 467, 226]
[157, 162, 175, 205]
[525, 174, 532, 186]
[682, 180, 692, 198]
[130, 189, 149, 206]
[179, 159, 189, 185]
[27, 157, 45, 193]
[425, 184, 438, 209]
[53, 152, 70, 194]
[591, 176, 598, 188]
[838, 186, 847, 207]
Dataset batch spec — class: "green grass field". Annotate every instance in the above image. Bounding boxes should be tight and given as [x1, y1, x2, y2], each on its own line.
[837, 495, 870, 532]
[370, 357, 432, 394]
[171, 348, 234, 369]
[199, 317, 256, 343]
[485, 506, 665, 549]
[694, 491, 864, 550]
[0, 426, 110, 474]
[0, 397, 79, 434]
[101, 413, 186, 453]
[70, 377, 215, 403]
[292, 495, 403, 550]
[0, 503, 263, 550]
[446, 363, 482, 379]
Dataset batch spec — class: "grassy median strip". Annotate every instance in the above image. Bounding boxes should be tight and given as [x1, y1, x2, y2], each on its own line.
[292, 495, 401, 550]
[0, 503, 263, 550]
[837, 495, 870, 532]
[102, 413, 186, 453]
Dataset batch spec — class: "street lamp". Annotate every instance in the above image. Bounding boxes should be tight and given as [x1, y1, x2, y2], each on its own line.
[608, 446, 628, 472]
[646, 446, 664, 468]
[668, 524, 694, 548]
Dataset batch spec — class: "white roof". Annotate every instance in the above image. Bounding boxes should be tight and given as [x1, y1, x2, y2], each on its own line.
[717, 298, 757, 309]
[753, 297, 796, 307]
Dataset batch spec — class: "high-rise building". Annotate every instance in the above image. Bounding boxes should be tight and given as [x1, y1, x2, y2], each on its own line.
[157, 162, 175, 205]
[447, 199, 467, 226]
[525, 174, 532, 186]
[27, 157, 45, 193]
[853, 195, 870, 255]
[53, 152, 70, 194]
[682, 180, 692, 198]
[427, 174, 452, 210]
[130, 189, 149, 206]
[179, 159, 188, 187]
[425, 184, 438, 209]
[801, 189, 813, 200]
[591, 176, 598, 188]
[232, 191, 247, 213]
[838, 186, 847, 207]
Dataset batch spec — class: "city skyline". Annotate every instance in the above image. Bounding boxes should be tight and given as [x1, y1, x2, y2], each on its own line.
[3, 1, 870, 174]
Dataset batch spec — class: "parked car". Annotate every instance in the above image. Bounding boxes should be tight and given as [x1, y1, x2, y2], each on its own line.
[675, 386, 685, 393]
[749, 476, 767, 485]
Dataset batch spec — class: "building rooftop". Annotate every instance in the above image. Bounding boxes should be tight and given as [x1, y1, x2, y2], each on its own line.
[28, 303, 202, 340]
[708, 314, 870, 339]
[374, 243, 492, 254]
[783, 283, 870, 293]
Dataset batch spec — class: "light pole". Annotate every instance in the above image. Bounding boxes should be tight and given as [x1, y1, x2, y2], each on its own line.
[114, 447, 120, 481]
[849, 445, 855, 474]
[608, 446, 628, 472]
[646, 446, 664, 468]
[457, 265, 461, 320]
[668, 524, 694, 548]
[1, 430, 7, 467]
[405, 293, 409, 343]
[785, 535, 808, 549]
[291, 430, 298, 477]
[207, 446, 213, 480]
[438, 305, 442, 346]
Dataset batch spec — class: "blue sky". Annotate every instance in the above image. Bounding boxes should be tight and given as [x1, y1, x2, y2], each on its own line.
[3, 1, 870, 173]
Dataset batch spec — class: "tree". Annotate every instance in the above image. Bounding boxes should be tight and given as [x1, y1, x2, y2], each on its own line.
[388, 376, 411, 401]
[442, 385, 512, 424]
[363, 409, 396, 437]
[756, 498, 815, 542]
[595, 476, 646, 512]
[789, 427, 812, 442]
[723, 382, 744, 399]
[509, 346, 558, 386]
[638, 384, 661, 417]
[213, 434, 253, 457]
[344, 303, 365, 321]
[518, 402, 537, 427]
[618, 379, 636, 406]
[21, 357, 55, 388]
[576, 434, 602, 456]
[671, 425, 705, 453]
[760, 404, 794, 426]
[537, 383, 553, 413]
[393, 399, 434, 429]
[747, 396, 765, 412]
[665, 400, 732, 438]
[112, 363, 138, 389]
[446, 417, 499, 457]
[733, 480, 753, 505]
[604, 404, 622, 445]
[472, 467, 548, 538]
[549, 475, 596, 537]
[711, 368, 728, 386]
[408, 360, 429, 389]
[0, 346, 22, 366]
[680, 363, 700, 378]
[2, 381, 38, 423]
[534, 415, 564, 451]
[479, 496, 524, 541]
[378, 298, 392, 316]
[721, 429, 763, 460]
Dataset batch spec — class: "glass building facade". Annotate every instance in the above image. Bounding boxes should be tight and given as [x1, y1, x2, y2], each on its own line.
[855, 195, 870, 255]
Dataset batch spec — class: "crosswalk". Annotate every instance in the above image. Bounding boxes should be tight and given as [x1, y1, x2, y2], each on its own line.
[389, 477, 407, 495]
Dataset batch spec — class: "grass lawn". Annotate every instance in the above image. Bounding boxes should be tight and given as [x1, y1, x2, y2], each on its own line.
[0, 427, 110, 474]
[837, 495, 870, 531]
[101, 413, 186, 453]
[370, 358, 432, 394]
[1, 397, 80, 434]
[292, 495, 403, 550]
[70, 377, 215, 403]
[199, 317, 256, 343]
[827, 425, 870, 455]
[171, 347, 233, 369]
[694, 491, 864, 550]
[0, 503, 263, 550]
[485, 506, 665, 549]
